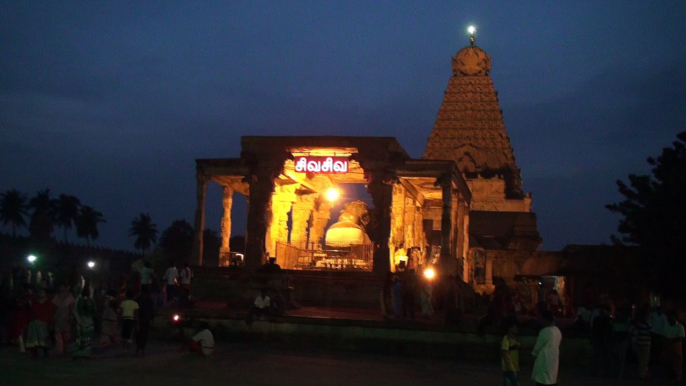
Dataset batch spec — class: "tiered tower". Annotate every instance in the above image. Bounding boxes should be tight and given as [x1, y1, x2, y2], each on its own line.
[424, 30, 540, 251]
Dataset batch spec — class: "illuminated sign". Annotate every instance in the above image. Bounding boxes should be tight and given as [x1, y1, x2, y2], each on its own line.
[294, 156, 348, 173]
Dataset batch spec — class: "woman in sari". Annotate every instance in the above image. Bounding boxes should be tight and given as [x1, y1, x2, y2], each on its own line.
[72, 287, 96, 359]
[26, 288, 56, 358]
[52, 283, 75, 355]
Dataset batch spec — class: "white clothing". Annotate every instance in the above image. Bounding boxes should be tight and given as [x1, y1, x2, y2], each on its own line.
[532, 325, 562, 385]
[254, 295, 270, 309]
[139, 267, 154, 285]
[650, 312, 668, 336]
[180, 267, 193, 285]
[163, 267, 179, 285]
[192, 329, 214, 356]
[663, 322, 685, 339]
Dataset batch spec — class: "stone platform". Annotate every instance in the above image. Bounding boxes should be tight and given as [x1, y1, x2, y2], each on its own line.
[152, 301, 590, 366]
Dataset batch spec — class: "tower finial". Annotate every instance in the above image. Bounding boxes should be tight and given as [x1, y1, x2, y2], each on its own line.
[467, 25, 476, 46]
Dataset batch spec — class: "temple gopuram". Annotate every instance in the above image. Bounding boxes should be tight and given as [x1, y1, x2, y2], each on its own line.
[192, 30, 552, 299]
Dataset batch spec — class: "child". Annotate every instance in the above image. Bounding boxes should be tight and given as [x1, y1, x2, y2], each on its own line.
[502, 320, 521, 386]
[100, 300, 119, 347]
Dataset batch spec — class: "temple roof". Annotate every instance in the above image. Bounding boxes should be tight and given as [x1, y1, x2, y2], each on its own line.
[423, 43, 523, 198]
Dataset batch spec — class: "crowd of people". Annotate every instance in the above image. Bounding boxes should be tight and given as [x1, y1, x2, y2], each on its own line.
[0, 260, 213, 359]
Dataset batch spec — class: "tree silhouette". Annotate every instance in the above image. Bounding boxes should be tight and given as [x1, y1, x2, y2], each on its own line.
[76, 205, 106, 246]
[55, 194, 81, 242]
[28, 189, 56, 240]
[159, 219, 194, 263]
[129, 213, 158, 255]
[0, 189, 29, 236]
[607, 130, 686, 298]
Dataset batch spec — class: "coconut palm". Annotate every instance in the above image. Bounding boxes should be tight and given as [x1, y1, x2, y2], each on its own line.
[55, 194, 81, 242]
[0, 189, 29, 236]
[28, 189, 57, 240]
[129, 213, 158, 255]
[76, 205, 106, 246]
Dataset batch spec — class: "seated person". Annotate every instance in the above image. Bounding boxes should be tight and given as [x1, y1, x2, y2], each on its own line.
[246, 289, 271, 325]
[187, 322, 214, 357]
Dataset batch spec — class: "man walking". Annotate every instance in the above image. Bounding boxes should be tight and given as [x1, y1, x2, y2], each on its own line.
[532, 310, 562, 386]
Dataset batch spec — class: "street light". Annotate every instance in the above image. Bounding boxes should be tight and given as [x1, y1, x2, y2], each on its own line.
[27, 254, 37, 264]
[87, 261, 96, 269]
[423, 267, 436, 280]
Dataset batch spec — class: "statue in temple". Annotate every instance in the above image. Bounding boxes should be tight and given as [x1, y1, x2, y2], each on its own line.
[325, 201, 371, 247]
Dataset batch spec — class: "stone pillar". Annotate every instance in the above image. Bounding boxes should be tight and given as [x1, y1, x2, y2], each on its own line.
[390, 184, 405, 267]
[245, 160, 282, 271]
[192, 173, 209, 266]
[291, 194, 315, 249]
[309, 200, 332, 250]
[220, 185, 234, 254]
[439, 179, 454, 275]
[268, 184, 296, 260]
[403, 196, 415, 248]
[485, 255, 494, 286]
[368, 171, 393, 275]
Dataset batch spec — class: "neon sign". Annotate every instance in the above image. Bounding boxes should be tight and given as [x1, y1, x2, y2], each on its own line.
[294, 156, 348, 173]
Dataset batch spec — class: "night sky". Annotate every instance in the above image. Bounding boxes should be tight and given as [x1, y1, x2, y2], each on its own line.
[1, 1, 685, 252]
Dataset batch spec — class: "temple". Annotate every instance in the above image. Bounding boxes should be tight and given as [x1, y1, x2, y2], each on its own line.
[192, 30, 545, 294]
[423, 30, 542, 291]
[193, 137, 472, 279]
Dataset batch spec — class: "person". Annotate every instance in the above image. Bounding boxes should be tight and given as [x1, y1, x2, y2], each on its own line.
[118, 290, 139, 349]
[52, 283, 75, 355]
[135, 286, 155, 356]
[420, 278, 434, 318]
[401, 270, 417, 320]
[391, 275, 402, 319]
[246, 289, 271, 326]
[139, 262, 154, 294]
[649, 306, 667, 364]
[532, 310, 562, 386]
[546, 289, 562, 317]
[100, 300, 119, 347]
[187, 322, 214, 357]
[7, 284, 33, 352]
[611, 306, 632, 379]
[380, 272, 393, 319]
[633, 309, 652, 380]
[662, 311, 684, 382]
[502, 320, 521, 386]
[573, 302, 592, 331]
[26, 289, 56, 358]
[72, 287, 96, 359]
[590, 305, 614, 377]
[180, 262, 193, 291]
[163, 262, 179, 304]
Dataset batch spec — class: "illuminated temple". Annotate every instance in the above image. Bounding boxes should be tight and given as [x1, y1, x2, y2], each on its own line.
[192, 31, 543, 291]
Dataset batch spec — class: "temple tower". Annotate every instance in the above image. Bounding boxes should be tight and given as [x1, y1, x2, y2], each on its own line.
[424, 31, 531, 212]
[424, 29, 541, 261]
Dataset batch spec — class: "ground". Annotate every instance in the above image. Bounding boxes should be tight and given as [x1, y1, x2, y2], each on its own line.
[1, 340, 659, 386]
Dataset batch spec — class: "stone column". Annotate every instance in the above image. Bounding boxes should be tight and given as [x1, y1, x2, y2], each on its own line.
[309, 200, 332, 250]
[439, 178, 454, 275]
[485, 255, 494, 286]
[368, 171, 393, 275]
[291, 194, 315, 249]
[403, 196, 415, 248]
[220, 185, 234, 255]
[245, 160, 282, 271]
[390, 184, 405, 267]
[192, 173, 209, 266]
[269, 185, 296, 262]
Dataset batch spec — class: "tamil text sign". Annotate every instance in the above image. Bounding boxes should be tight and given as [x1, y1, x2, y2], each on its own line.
[294, 156, 348, 173]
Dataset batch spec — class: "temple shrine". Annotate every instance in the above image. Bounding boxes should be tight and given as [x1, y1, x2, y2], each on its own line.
[192, 29, 544, 293]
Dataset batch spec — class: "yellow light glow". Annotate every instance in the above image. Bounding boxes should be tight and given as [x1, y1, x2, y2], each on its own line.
[326, 187, 340, 202]
[468, 25, 476, 35]
[423, 267, 436, 280]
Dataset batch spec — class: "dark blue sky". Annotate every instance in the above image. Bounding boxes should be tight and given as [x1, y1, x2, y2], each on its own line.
[2, 1, 685, 251]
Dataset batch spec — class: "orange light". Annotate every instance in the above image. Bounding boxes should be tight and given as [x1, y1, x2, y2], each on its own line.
[423, 267, 436, 280]
[326, 188, 340, 202]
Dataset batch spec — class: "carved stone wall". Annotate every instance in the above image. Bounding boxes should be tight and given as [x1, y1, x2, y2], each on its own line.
[309, 200, 332, 250]
[267, 184, 296, 257]
[467, 178, 532, 212]
[290, 194, 315, 249]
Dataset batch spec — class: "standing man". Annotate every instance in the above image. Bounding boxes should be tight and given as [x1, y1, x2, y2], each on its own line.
[502, 320, 521, 386]
[532, 310, 562, 386]
[663, 311, 685, 383]
[180, 262, 193, 292]
[163, 262, 179, 305]
[138, 262, 155, 294]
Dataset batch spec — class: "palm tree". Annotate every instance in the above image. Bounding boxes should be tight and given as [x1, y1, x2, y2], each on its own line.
[55, 194, 81, 242]
[28, 189, 57, 240]
[129, 213, 158, 255]
[76, 206, 106, 246]
[0, 189, 29, 236]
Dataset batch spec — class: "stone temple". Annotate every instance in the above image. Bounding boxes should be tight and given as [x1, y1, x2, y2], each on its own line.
[192, 32, 547, 300]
